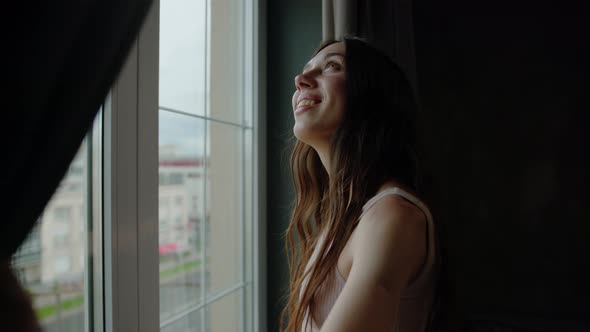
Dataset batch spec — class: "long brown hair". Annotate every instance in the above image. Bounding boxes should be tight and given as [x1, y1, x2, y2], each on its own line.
[280, 37, 423, 331]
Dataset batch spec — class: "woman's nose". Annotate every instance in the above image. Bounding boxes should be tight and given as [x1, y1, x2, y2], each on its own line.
[295, 73, 316, 90]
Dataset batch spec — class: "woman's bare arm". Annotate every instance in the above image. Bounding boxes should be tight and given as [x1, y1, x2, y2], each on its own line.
[319, 196, 427, 332]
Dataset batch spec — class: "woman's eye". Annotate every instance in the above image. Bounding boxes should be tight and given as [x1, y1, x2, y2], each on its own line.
[325, 62, 341, 70]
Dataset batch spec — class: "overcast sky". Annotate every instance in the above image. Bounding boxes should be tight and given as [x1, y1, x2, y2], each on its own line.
[159, 0, 207, 157]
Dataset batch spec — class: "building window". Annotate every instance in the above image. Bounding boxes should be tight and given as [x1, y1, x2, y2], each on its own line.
[54, 207, 71, 221]
[54, 255, 72, 275]
[53, 233, 70, 247]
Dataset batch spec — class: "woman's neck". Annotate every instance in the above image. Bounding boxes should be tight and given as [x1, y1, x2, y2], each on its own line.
[313, 143, 332, 177]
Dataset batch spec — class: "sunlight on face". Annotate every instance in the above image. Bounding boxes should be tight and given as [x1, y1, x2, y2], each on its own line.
[292, 42, 346, 148]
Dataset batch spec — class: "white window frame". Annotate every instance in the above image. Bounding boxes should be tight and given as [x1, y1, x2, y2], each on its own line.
[102, 0, 266, 331]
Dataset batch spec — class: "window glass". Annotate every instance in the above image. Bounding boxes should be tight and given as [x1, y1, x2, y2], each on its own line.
[159, 0, 207, 117]
[159, 0, 254, 330]
[159, 111, 205, 323]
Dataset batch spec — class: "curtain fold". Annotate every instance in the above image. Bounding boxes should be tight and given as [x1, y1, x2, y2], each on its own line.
[322, 0, 417, 90]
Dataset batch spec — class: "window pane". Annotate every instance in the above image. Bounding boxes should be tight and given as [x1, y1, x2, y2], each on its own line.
[159, 111, 206, 322]
[206, 290, 243, 332]
[12, 143, 89, 332]
[206, 122, 243, 296]
[159, 0, 207, 116]
[161, 309, 203, 332]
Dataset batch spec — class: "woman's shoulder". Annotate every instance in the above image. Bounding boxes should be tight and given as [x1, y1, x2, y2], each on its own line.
[348, 190, 427, 288]
[362, 189, 426, 224]
[355, 192, 426, 252]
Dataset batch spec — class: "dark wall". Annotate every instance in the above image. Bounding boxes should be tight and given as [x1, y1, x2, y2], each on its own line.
[413, 3, 590, 331]
[266, 1, 322, 331]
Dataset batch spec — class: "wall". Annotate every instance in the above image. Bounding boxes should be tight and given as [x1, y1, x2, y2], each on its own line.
[266, 1, 322, 331]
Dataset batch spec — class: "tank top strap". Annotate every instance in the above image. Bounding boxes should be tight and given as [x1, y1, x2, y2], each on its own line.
[360, 187, 433, 223]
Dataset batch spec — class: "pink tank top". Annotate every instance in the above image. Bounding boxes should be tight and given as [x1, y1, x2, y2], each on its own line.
[300, 187, 436, 332]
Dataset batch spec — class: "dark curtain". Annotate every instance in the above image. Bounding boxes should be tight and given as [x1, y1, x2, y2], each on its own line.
[322, 0, 417, 90]
[412, 5, 590, 331]
[1, 0, 153, 329]
[324, 1, 590, 331]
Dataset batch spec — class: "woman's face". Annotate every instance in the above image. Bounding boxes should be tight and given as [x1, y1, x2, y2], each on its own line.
[292, 42, 346, 147]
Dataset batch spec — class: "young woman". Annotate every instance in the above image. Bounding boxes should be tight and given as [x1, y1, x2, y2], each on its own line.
[281, 37, 437, 332]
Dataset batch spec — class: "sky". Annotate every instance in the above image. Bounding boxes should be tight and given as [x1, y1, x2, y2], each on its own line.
[159, 110, 206, 157]
[159, 0, 207, 157]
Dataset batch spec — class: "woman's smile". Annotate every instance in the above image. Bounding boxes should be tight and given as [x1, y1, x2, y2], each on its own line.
[295, 99, 322, 115]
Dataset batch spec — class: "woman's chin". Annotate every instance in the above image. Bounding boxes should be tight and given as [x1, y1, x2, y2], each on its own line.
[294, 122, 335, 147]
[293, 124, 307, 141]
[293, 123, 315, 144]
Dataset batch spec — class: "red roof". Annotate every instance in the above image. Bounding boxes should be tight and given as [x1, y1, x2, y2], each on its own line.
[159, 243, 179, 254]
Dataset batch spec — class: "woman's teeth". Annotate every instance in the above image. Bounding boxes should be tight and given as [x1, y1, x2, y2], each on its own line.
[298, 99, 320, 107]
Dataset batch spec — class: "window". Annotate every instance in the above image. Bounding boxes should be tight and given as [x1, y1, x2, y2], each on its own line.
[12, 0, 262, 331]
[53, 233, 70, 247]
[54, 256, 72, 275]
[54, 206, 72, 221]
[158, 0, 257, 331]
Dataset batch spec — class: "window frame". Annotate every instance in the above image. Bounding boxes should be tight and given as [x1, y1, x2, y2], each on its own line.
[103, 0, 266, 331]
[103, 1, 159, 330]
